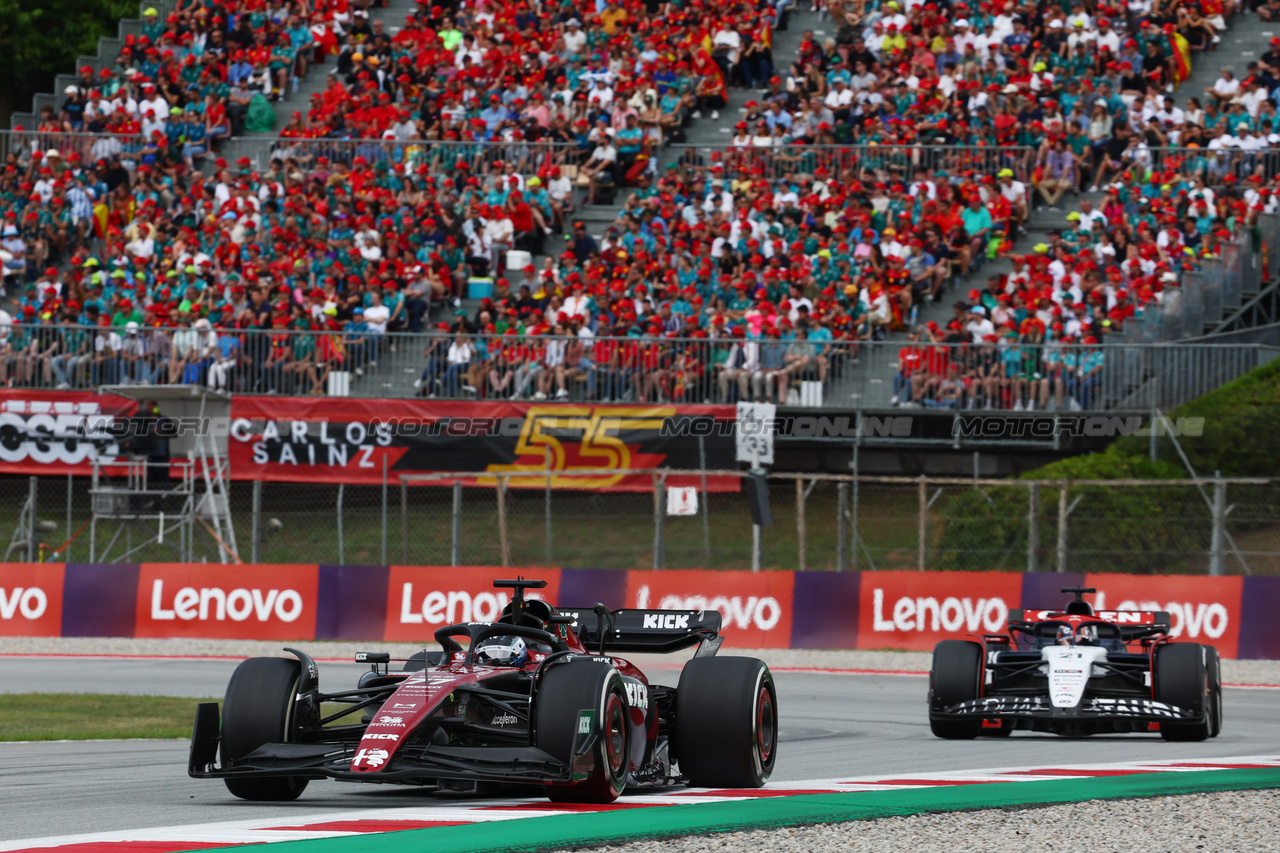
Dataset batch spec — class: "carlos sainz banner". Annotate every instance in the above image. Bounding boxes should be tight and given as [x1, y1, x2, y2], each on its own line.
[0, 391, 737, 490]
[228, 398, 738, 491]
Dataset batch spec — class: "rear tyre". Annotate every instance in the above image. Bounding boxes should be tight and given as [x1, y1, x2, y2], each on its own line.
[537, 661, 629, 804]
[220, 657, 309, 801]
[1156, 643, 1212, 742]
[675, 657, 777, 788]
[929, 640, 984, 740]
[1205, 646, 1223, 738]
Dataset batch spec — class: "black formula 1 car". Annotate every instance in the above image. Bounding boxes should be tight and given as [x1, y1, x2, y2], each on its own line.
[189, 579, 778, 803]
[928, 587, 1222, 740]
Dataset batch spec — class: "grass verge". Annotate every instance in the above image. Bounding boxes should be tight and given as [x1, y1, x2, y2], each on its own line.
[0, 693, 211, 741]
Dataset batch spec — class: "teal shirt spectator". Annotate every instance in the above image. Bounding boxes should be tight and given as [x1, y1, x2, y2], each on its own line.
[960, 205, 993, 235]
[808, 324, 832, 354]
[288, 25, 314, 49]
[617, 126, 643, 155]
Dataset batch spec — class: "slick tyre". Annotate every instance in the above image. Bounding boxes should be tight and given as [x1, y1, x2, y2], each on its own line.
[675, 657, 777, 788]
[220, 657, 309, 801]
[1206, 646, 1223, 738]
[1156, 643, 1213, 742]
[537, 661, 629, 804]
[929, 640, 984, 740]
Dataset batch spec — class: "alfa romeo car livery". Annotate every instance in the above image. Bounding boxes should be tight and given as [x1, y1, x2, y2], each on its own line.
[189, 578, 777, 803]
[928, 587, 1222, 740]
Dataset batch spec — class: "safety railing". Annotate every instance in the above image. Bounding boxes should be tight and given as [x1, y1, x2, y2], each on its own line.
[664, 143, 1039, 183]
[2, 325, 1272, 412]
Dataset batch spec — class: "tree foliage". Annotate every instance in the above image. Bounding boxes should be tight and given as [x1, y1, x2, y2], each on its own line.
[0, 0, 139, 120]
[935, 357, 1280, 574]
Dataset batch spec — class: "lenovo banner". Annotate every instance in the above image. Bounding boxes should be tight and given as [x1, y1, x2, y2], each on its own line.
[228, 398, 738, 491]
[0, 563, 64, 637]
[623, 570, 795, 649]
[134, 563, 320, 641]
[384, 566, 562, 642]
[3, 563, 1278, 660]
[0, 391, 138, 475]
[857, 571, 1023, 652]
[1083, 573, 1243, 659]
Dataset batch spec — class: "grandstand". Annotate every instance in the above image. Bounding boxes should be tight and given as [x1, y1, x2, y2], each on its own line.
[3, 0, 1280, 415]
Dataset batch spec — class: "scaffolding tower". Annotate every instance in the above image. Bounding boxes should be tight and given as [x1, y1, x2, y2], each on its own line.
[87, 386, 239, 564]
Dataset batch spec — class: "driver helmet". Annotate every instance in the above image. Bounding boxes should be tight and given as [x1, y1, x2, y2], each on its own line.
[475, 635, 528, 667]
[1056, 625, 1074, 646]
[1076, 625, 1098, 646]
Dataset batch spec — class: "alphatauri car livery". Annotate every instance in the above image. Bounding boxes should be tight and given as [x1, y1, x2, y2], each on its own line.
[928, 587, 1222, 740]
[190, 579, 777, 803]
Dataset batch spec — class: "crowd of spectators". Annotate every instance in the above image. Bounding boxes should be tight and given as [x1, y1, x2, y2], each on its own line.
[0, 0, 1276, 406]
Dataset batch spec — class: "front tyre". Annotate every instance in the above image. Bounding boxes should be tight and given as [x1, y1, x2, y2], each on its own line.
[675, 657, 777, 788]
[220, 657, 309, 801]
[929, 640, 984, 740]
[537, 661, 630, 804]
[1156, 643, 1213, 742]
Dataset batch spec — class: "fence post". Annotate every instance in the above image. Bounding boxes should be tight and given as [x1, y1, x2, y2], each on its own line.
[698, 436, 711, 564]
[544, 448, 552, 566]
[1209, 472, 1225, 576]
[65, 473, 73, 563]
[251, 479, 262, 564]
[836, 482, 847, 572]
[851, 442, 860, 570]
[1027, 482, 1039, 573]
[400, 478, 408, 564]
[451, 480, 462, 567]
[381, 453, 388, 565]
[1057, 486, 1069, 572]
[796, 478, 806, 573]
[653, 472, 665, 571]
[26, 476, 37, 563]
[336, 484, 344, 564]
[497, 474, 510, 568]
[917, 475, 927, 571]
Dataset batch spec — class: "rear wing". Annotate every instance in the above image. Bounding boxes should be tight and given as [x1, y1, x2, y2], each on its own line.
[1009, 608, 1171, 641]
[561, 607, 723, 656]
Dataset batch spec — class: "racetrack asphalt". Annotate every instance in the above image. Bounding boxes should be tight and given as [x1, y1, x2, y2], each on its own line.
[0, 658, 1274, 844]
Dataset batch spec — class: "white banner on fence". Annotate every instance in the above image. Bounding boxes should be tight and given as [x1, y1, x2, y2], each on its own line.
[735, 402, 776, 467]
[666, 486, 698, 516]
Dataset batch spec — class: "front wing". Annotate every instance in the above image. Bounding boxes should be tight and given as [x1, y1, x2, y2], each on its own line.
[188, 702, 600, 787]
[933, 693, 1203, 724]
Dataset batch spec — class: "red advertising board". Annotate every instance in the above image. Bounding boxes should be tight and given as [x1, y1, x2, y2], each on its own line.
[1084, 573, 1244, 659]
[623, 570, 795, 648]
[134, 563, 319, 640]
[0, 391, 137, 475]
[229, 398, 738, 491]
[0, 563, 64, 637]
[857, 571, 1023, 652]
[385, 566, 563, 642]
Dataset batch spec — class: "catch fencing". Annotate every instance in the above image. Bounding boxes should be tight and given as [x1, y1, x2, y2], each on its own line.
[5, 469, 1277, 576]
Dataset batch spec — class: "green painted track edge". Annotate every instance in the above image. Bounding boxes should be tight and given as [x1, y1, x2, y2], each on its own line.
[205, 767, 1280, 853]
